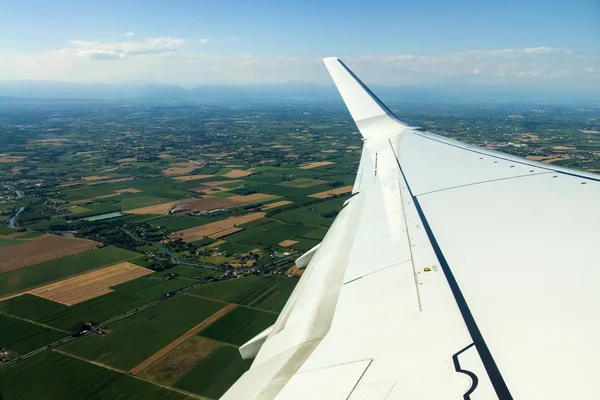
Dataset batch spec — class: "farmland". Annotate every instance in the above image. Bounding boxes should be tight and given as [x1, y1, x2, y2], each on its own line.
[59, 295, 224, 370]
[198, 306, 278, 346]
[27, 262, 153, 305]
[0, 351, 192, 400]
[0, 246, 139, 296]
[0, 235, 99, 273]
[169, 212, 266, 242]
[0, 100, 356, 399]
[189, 276, 297, 312]
[173, 346, 252, 399]
[1, 97, 587, 397]
[0, 313, 66, 354]
[138, 336, 221, 385]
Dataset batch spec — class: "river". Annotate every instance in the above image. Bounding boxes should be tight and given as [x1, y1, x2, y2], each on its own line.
[8, 205, 25, 229]
[5, 186, 25, 229]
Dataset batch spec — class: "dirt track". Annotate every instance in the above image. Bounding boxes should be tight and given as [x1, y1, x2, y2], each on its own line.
[129, 303, 237, 375]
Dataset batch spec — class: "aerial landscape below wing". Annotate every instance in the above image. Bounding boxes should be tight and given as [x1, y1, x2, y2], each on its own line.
[223, 58, 600, 400]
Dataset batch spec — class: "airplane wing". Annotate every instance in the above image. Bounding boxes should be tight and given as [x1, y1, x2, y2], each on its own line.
[222, 58, 600, 400]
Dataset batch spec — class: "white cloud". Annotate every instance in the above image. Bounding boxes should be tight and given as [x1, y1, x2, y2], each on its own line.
[66, 37, 185, 60]
[77, 50, 127, 60]
[199, 38, 210, 44]
[124, 32, 134, 37]
[230, 36, 241, 41]
[0, 42, 598, 88]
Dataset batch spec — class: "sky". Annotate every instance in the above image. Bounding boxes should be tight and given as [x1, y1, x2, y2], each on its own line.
[0, 0, 598, 89]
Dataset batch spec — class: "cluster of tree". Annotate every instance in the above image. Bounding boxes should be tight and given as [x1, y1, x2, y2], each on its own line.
[320, 210, 339, 218]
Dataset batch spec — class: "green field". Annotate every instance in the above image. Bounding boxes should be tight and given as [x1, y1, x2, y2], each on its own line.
[0, 278, 197, 331]
[277, 178, 328, 188]
[173, 346, 251, 399]
[59, 295, 224, 370]
[145, 215, 208, 231]
[0, 236, 18, 247]
[189, 276, 296, 312]
[199, 306, 277, 346]
[0, 351, 191, 400]
[0, 313, 66, 354]
[270, 196, 349, 227]
[138, 336, 221, 385]
[0, 246, 139, 295]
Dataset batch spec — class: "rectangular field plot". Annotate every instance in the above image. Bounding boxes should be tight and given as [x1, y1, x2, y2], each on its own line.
[145, 215, 208, 231]
[0, 246, 139, 296]
[126, 200, 176, 215]
[277, 178, 328, 188]
[28, 262, 153, 305]
[271, 196, 349, 228]
[59, 295, 224, 371]
[0, 278, 197, 332]
[0, 234, 99, 273]
[260, 200, 293, 210]
[170, 212, 265, 243]
[198, 306, 278, 346]
[138, 336, 221, 385]
[308, 185, 353, 198]
[0, 237, 19, 248]
[0, 351, 190, 400]
[189, 276, 297, 312]
[173, 346, 252, 399]
[0, 313, 66, 354]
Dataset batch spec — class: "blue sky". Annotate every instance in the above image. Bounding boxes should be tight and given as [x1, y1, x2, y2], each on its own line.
[1, 0, 598, 87]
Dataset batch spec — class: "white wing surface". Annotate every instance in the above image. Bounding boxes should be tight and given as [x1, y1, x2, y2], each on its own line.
[222, 58, 600, 400]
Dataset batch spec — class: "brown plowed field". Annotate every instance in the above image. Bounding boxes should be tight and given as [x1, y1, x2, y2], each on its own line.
[177, 197, 238, 214]
[278, 240, 298, 247]
[223, 169, 253, 178]
[308, 185, 353, 198]
[171, 212, 266, 242]
[209, 227, 242, 239]
[114, 188, 142, 193]
[227, 193, 275, 203]
[137, 336, 221, 385]
[261, 200, 293, 210]
[0, 235, 100, 273]
[202, 180, 242, 187]
[163, 166, 198, 176]
[82, 175, 107, 181]
[172, 174, 213, 181]
[69, 193, 119, 205]
[130, 304, 236, 375]
[28, 262, 152, 305]
[299, 161, 334, 169]
[127, 201, 177, 215]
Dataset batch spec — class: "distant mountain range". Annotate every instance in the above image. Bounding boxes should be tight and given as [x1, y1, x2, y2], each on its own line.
[0, 80, 597, 104]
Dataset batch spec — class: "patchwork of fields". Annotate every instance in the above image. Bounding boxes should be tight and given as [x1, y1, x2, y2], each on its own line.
[0, 105, 363, 398]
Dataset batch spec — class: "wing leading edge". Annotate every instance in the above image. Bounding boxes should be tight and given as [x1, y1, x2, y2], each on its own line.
[223, 59, 600, 400]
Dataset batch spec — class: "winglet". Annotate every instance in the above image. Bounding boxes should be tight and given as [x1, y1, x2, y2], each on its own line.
[323, 57, 407, 139]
